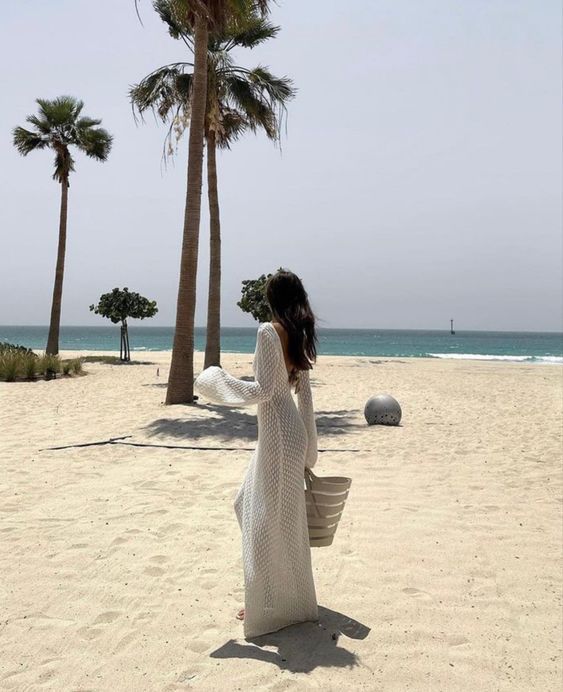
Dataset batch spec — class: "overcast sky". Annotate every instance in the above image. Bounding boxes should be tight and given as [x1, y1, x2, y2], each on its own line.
[1, 0, 561, 331]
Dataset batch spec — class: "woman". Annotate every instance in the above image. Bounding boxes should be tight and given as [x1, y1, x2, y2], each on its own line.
[194, 269, 320, 638]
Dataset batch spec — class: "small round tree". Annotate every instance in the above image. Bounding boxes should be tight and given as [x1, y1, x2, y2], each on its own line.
[89, 288, 158, 361]
[237, 268, 284, 322]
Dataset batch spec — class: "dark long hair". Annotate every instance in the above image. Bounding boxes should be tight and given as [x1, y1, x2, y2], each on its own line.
[265, 269, 318, 385]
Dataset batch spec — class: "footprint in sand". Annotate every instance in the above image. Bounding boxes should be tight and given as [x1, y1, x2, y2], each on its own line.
[36, 668, 56, 683]
[447, 634, 470, 647]
[149, 555, 169, 564]
[113, 630, 137, 654]
[144, 565, 165, 576]
[158, 522, 184, 536]
[39, 657, 62, 666]
[139, 481, 158, 489]
[186, 639, 209, 654]
[402, 587, 433, 601]
[93, 611, 121, 625]
[111, 536, 128, 546]
[77, 626, 103, 640]
[133, 612, 153, 623]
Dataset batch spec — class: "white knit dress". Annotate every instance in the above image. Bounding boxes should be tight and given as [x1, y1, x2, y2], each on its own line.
[194, 322, 319, 638]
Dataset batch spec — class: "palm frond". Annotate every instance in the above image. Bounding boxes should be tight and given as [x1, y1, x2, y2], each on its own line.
[131, 62, 197, 163]
[225, 75, 272, 129]
[247, 66, 295, 103]
[25, 114, 52, 135]
[153, 0, 187, 38]
[130, 64, 193, 122]
[36, 96, 83, 127]
[78, 127, 113, 161]
[73, 99, 85, 120]
[166, 0, 270, 31]
[76, 116, 102, 130]
[227, 0, 270, 20]
[12, 126, 49, 155]
[214, 108, 248, 148]
[220, 15, 279, 49]
[223, 66, 294, 143]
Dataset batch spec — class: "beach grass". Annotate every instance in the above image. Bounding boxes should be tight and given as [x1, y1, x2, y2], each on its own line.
[81, 355, 154, 365]
[0, 344, 84, 382]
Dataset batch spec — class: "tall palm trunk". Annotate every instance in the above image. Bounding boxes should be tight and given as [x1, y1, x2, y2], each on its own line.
[204, 130, 221, 369]
[165, 13, 209, 405]
[46, 178, 68, 355]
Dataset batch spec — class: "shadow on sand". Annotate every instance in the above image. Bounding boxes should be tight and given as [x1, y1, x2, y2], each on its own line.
[315, 409, 363, 433]
[209, 605, 369, 673]
[144, 406, 258, 442]
[142, 406, 362, 444]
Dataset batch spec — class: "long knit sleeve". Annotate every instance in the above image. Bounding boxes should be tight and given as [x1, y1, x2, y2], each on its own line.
[297, 368, 318, 469]
[194, 323, 277, 406]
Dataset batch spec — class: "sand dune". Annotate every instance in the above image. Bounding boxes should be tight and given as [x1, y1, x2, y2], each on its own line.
[1, 352, 561, 690]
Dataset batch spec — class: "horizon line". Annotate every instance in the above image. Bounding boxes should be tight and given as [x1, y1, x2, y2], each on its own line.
[1, 324, 562, 335]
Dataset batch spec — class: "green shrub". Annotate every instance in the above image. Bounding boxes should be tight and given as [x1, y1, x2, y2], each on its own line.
[23, 353, 38, 379]
[0, 342, 36, 356]
[0, 347, 86, 382]
[0, 344, 42, 381]
[71, 358, 83, 374]
[37, 354, 61, 378]
[82, 355, 123, 364]
[0, 352, 20, 381]
[81, 354, 152, 365]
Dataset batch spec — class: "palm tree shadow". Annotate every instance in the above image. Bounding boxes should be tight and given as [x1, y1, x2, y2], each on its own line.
[143, 406, 362, 443]
[316, 409, 364, 436]
[209, 606, 369, 672]
[144, 406, 257, 442]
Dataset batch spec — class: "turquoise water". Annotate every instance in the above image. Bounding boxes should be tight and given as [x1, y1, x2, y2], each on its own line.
[1, 326, 562, 363]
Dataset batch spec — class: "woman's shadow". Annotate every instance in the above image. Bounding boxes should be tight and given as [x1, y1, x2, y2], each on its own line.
[209, 605, 369, 672]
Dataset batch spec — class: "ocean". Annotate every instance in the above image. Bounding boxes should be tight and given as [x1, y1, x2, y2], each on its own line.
[1, 326, 561, 364]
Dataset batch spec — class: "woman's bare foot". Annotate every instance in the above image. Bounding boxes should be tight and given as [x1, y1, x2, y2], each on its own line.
[236, 607, 245, 621]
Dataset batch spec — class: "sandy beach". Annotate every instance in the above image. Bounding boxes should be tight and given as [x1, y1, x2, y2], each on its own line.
[1, 351, 561, 691]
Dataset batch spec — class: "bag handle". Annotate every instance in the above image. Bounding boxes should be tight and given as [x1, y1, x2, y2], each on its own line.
[304, 466, 321, 518]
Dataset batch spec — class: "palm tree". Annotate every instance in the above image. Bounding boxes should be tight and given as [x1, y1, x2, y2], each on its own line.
[12, 97, 112, 355]
[131, 3, 293, 372]
[136, 0, 270, 404]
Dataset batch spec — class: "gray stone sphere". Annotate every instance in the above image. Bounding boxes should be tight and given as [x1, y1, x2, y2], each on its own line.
[364, 394, 402, 426]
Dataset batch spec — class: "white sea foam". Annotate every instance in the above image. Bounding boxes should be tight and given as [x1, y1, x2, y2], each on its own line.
[131, 347, 173, 352]
[428, 353, 563, 364]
